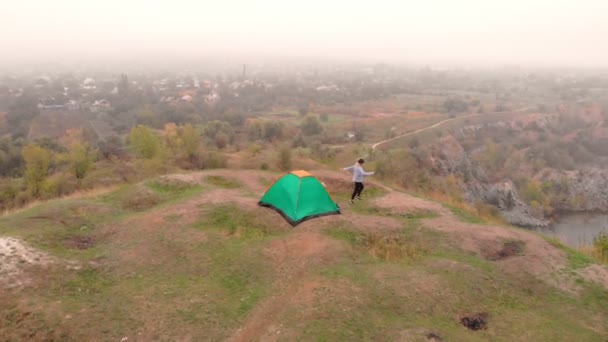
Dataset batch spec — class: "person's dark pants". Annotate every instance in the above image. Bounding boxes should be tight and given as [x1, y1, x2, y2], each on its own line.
[351, 182, 364, 200]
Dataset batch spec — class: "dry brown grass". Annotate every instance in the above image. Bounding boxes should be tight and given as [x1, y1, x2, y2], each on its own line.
[426, 191, 504, 225]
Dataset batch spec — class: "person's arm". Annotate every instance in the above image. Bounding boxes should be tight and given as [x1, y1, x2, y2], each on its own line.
[362, 168, 374, 176]
[343, 166, 354, 172]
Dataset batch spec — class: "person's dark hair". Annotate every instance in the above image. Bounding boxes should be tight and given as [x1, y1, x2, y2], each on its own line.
[358, 158, 365, 164]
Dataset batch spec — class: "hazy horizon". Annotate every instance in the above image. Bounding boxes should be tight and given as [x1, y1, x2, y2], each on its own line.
[2, 0, 608, 69]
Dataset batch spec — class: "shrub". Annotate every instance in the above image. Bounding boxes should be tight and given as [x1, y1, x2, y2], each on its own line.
[42, 173, 78, 198]
[592, 232, 608, 263]
[276, 145, 292, 171]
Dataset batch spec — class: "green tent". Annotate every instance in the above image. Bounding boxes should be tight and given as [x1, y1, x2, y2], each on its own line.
[259, 170, 341, 226]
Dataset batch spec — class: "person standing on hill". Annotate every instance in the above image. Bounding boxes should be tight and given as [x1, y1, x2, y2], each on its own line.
[343, 158, 374, 204]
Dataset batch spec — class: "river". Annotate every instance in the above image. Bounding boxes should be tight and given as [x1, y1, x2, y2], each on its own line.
[540, 212, 608, 248]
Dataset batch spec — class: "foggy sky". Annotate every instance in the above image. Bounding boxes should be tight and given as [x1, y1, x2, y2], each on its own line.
[2, 0, 607, 68]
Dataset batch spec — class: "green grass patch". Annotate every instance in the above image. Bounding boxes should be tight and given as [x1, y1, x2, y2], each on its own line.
[205, 175, 241, 189]
[325, 228, 360, 245]
[0, 200, 117, 259]
[324, 225, 431, 263]
[445, 204, 486, 224]
[194, 204, 286, 239]
[544, 236, 564, 249]
[566, 249, 594, 269]
[401, 210, 440, 220]
[101, 179, 204, 212]
[60, 268, 114, 298]
[542, 236, 594, 269]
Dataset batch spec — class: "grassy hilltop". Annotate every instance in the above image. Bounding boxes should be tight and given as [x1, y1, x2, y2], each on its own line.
[1, 169, 608, 341]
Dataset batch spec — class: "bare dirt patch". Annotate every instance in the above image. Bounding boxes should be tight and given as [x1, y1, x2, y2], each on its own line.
[372, 192, 449, 217]
[229, 232, 342, 342]
[460, 312, 489, 331]
[0, 237, 53, 288]
[426, 332, 444, 341]
[483, 240, 525, 261]
[266, 231, 332, 262]
[65, 235, 96, 250]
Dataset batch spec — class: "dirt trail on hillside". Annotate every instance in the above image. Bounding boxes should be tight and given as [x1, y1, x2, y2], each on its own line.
[228, 230, 341, 342]
[370, 106, 534, 151]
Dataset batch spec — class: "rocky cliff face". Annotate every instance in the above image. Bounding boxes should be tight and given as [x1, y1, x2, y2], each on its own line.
[431, 135, 487, 181]
[432, 135, 549, 228]
[466, 180, 549, 228]
[540, 168, 608, 212]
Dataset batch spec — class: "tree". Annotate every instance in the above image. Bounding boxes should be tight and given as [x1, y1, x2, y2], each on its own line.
[442, 98, 468, 113]
[61, 128, 92, 181]
[214, 132, 229, 149]
[162, 122, 181, 152]
[245, 118, 264, 141]
[0, 137, 24, 177]
[68, 142, 92, 181]
[203, 120, 234, 147]
[263, 121, 284, 141]
[180, 124, 201, 159]
[128, 125, 161, 159]
[22, 144, 51, 196]
[276, 145, 292, 171]
[98, 135, 124, 160]
[300, 115, 323, 136]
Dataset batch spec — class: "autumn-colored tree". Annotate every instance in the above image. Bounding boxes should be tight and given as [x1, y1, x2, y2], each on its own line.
[129, 125, 161, 159]
[22, 144, 52, 196]
[60, 128, 92, 181]
[180, 124, 201, 159]
[162, 122, 181, 152]
[68, 142, 92, 181]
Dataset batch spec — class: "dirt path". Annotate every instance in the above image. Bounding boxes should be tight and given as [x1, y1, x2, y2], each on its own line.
[228, 230, 342, 342]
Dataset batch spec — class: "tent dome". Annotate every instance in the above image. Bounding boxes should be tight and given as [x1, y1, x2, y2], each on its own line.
[259, 170, 340, 226]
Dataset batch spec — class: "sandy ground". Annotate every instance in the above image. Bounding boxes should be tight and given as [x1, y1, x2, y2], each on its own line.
[0, 237, 54, 288]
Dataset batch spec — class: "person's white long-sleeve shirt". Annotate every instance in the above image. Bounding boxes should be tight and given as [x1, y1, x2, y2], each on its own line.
[343, 164, 374, 182]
